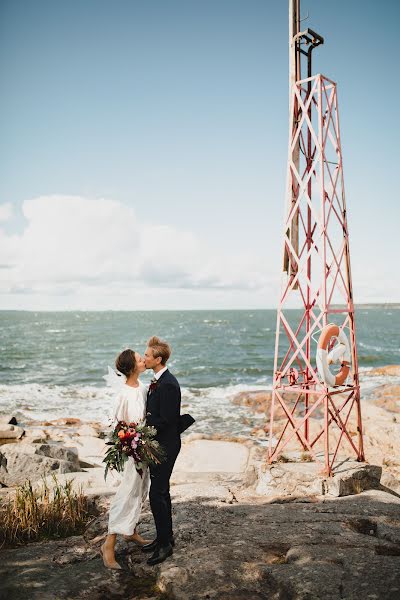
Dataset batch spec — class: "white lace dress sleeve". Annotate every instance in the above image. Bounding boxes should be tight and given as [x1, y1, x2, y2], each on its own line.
[110, 391, 126, 423]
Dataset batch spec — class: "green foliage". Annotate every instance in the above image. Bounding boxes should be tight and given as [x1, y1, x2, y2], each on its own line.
[103, 437, 128, 480]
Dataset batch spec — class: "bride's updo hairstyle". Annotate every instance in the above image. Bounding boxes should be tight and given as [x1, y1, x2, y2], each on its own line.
[115, 349, 137, 378]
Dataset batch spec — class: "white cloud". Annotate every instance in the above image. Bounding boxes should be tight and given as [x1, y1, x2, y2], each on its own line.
[0, 202, 13, 222]
[0, 195, 272, 309]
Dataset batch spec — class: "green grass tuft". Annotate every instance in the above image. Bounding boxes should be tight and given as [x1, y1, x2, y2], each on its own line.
[0, 474, 96, 547]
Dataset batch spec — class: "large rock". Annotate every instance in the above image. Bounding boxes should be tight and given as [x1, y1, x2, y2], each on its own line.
[0, 442, 81, 487]
[231, 389, 325, 420]
[176, 440, 249, 473]
[323, 463, 382, 497]
[34, 443, 80, 465]
[23, 427, 48, 442]
[74, 424, 99, 437]
[232, 390, 273, 413]
[41, 417, 82, 426]
[70, 435, 107, 467]
[368, 365, 400, 377]
[172, 439, 250, 485]
[255, 461, 382, 498]
[0, 451, 7, 480]
[372, 384, 400, 413]
[0, 424, 25, 440]
[256, 462, 322, 496]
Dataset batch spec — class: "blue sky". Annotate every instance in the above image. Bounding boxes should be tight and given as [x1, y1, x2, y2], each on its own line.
[0, 0, 398, 310]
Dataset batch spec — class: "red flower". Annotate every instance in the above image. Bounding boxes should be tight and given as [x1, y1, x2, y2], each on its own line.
[149, 380, 158, 393]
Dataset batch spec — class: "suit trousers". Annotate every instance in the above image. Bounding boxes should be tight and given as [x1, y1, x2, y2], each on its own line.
[149, 440, 181, 546]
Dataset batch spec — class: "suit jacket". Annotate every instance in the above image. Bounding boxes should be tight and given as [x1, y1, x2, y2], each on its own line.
[146, 369, 181, 449]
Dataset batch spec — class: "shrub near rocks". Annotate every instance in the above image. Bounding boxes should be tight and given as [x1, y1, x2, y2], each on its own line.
[0, 475, 97, 547]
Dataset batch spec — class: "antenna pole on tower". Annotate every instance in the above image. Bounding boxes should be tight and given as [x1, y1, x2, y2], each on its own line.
[284, 0, 300, 275]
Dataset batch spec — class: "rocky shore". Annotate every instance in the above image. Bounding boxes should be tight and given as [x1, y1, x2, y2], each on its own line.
[0, 366, 399, 599]
[233, 365, 400, 495]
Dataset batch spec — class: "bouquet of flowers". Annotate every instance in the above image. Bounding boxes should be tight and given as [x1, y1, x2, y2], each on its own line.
[103, 420, 165, 480]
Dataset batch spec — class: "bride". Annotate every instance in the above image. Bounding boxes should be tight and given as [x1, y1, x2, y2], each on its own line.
[101, 349, 150, 569]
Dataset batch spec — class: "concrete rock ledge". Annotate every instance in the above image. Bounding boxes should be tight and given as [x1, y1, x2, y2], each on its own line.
[256, 460, 383, 498]
[323, 463, 382, 497]
[1, 437, 399, 599]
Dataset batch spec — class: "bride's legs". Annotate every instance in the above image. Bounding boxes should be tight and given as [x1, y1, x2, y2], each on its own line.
[101, 534, 122, 569]
[123, 526, 150, 546]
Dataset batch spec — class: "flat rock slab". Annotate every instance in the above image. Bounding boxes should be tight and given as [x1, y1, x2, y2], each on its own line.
[25, 440, 251, 499]
[174, 440, 249, 475]
[0, 424, 25, 440]
[36, 466, 121, 498]
[64, 435, 107, 467]
[22, 441, 251, 498]
[1, 489, 399, 600]
[256, 461, 383, 498]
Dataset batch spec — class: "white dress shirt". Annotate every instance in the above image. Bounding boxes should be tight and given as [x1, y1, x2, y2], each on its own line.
[154, 366, 168, 380]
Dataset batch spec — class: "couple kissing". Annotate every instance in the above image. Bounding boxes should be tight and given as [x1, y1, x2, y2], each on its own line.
[101, 335, 194, 569]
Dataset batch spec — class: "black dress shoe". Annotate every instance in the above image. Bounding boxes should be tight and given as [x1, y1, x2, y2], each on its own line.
[146, 543, 173, 566]
[141, 537, 175, 553]
[141, 539, 158, 553]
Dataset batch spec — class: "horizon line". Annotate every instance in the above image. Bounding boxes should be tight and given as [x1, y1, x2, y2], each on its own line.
[0, 303, 399, 313]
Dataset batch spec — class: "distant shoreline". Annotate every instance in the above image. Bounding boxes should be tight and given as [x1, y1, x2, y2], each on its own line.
[0, 304, 399, 313]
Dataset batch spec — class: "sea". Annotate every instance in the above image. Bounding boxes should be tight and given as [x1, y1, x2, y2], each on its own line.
[0, 308, 399, 437]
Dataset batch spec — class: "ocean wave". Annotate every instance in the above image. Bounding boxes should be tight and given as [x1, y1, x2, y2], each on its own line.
[1, 372, 398, 439]
[359, 342, 383, 352]
[0, 381, 271, 437]
[0, 363, 26, 370]
[202, 319, 228, 325]
[0, 383, 113, 424]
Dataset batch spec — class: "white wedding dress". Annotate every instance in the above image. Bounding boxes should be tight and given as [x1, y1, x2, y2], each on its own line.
[107, 379, 150, 535]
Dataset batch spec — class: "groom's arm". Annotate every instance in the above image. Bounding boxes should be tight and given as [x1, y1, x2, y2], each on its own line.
[150, 383, 180, 433]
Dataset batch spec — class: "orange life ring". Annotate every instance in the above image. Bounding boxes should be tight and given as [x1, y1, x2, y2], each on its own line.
[316, 324, 350, 386]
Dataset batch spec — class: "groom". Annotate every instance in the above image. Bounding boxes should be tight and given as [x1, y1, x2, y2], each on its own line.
[143, 335, 182, 566]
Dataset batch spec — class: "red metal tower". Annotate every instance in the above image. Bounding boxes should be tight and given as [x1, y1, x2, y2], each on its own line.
[268, 4, 365, 475]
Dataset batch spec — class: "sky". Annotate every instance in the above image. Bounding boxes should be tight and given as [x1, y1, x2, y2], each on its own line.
[0, 0, 398, 310]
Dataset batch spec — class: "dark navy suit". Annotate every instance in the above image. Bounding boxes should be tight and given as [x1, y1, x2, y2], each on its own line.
[146, 369, 181, 545]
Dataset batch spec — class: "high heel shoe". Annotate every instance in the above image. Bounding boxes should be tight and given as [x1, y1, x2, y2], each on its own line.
[123, 532, 150, 546]
[100, 543, 122, 570]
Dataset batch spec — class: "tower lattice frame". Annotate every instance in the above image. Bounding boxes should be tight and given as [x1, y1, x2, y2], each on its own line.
[268, 73, 365, 475]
